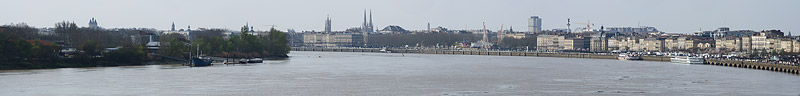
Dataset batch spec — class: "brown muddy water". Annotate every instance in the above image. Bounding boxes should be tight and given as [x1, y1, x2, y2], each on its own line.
[1, 51, 798, 96]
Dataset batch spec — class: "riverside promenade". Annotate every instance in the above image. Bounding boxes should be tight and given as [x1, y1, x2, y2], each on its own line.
[292, 47, 799, 75]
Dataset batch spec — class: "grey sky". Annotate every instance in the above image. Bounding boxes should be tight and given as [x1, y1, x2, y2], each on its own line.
[1, 0, 797, 33]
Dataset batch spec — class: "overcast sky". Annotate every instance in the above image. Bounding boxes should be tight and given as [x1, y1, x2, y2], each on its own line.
[1, 0, 798, 33]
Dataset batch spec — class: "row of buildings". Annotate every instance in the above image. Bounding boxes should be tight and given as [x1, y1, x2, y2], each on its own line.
[537, 28, 799, 54]
[301, 13, 798, 54]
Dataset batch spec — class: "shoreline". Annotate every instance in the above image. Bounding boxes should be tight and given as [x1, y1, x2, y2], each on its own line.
[292, 47, 800, 75]
[0, 60, 185, 71]
[0, 55, 292, 70]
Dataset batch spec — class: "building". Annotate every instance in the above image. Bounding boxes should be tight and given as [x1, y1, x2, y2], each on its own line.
[427, 23, 431, 33]
[619, 37, 644, 51]
[362, 10, 374, 33]
[562, 37, 591, 51]
[607, 37, 621, 51]
[504, 33, 534, 39]
[642, 38, 666, 52]
[535, 34, 590, 51]
[694, 27, 757, 38]
[778, 38, 797, 53]
[378, 25, 408, 34]
[715, 36, 750, 52]
[536, 35, 564, 50]
[287, 32, 305, 47]
[741, 36, 752, 51]
[590, 31, 615, 52]
[88, 18, 100, 29]
[662, 36, 714, 51]
[528, 16, 542, 34]
[431, 26, 451, 33]
[324, 15, 331, 32]
[303, 33, 364, 47]
[664, 37, 681, 51]
[603, 26, 658, 34]
[751, 30, 784, 51]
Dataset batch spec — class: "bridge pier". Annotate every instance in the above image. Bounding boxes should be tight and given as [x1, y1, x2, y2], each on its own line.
[706, 59, 799, 75]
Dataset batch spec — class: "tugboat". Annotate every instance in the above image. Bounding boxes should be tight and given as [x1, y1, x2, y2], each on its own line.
[188, 46, 212, 67]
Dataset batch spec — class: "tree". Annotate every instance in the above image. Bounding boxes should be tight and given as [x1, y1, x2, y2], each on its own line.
[104, 45, 147, 66]
[161, 37, 190, 59]
[264, 28, 290, 56]
[0, 23, 40, 40]
[55, 21, 78, 46]
[500, 37, 537, 49]
[81, 40, 102, 57]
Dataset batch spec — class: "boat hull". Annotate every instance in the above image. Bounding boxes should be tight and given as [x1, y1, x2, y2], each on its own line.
[617, 54, 642, 60]
[670, 57, 705, 64]
[246, 58, 263, 63]
[191, 58, 213, 67]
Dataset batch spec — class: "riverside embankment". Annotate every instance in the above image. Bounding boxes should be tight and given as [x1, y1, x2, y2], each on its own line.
[292, 47, 799, 75]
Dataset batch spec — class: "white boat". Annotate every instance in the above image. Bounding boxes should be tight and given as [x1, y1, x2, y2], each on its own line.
[247, 57, 263, 63]
[617, 54, 642, 60]
[239, 59, 248, 64]
[380, 48, 392, 53]
[670, 56, 705, 64]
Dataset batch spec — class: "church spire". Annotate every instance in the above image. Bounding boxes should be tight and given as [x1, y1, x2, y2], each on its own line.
[88, 17, 99, 29]
[325, 14, 331, 33]
[362, 9, 367, 32]
[369, 9, 373, 32]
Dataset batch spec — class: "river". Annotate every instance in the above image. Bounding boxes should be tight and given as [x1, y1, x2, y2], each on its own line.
[1, 51, 798, 95]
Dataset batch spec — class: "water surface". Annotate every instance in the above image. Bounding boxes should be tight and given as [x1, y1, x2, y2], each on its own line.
[1, 51, 798, 95]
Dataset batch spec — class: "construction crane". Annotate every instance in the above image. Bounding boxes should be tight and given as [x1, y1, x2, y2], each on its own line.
[572, 20, 595, 32]
[497, 24, 504, 45]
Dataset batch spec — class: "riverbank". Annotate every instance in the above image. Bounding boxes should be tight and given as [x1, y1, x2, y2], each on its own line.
[292, 47, 799, 75]
[291, 47, 670, 61]
[0, 59, 186, 70]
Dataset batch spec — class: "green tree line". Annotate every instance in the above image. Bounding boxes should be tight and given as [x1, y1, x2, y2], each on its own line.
[0, 22, 150, 70]
[160, 26, 290, 59]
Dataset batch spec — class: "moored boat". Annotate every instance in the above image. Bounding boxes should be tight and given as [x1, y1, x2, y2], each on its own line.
[670, 56, 705, 64]
[239, 58, 248, 64]
[191, 57, 213, 67]
[618, 54, 642, 60]
[247, 57, 263, 63]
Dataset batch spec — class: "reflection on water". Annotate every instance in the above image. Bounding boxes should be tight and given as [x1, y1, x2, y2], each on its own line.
[0, 51, 798, 96]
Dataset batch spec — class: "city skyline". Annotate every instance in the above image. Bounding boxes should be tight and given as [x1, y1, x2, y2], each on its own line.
[1, 0, 798, 33]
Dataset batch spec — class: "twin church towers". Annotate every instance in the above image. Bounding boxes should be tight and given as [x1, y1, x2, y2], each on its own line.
[324, 9, 374, 33]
